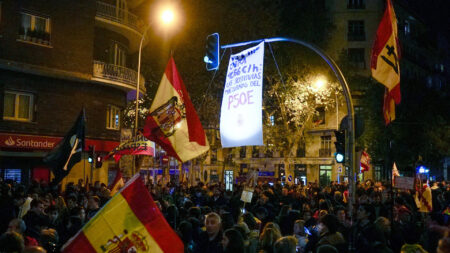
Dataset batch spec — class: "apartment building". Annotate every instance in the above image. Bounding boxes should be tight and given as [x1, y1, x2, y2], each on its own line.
[0, 0, 146, 184]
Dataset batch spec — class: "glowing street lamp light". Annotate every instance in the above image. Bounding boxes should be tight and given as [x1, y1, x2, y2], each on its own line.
[134, 6, 177, 138]
[133, 6, 177, 175]
[312, 76, 327, 92]
[161, 9, 175, 25]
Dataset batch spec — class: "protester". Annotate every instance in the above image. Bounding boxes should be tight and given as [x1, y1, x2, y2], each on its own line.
[0, 176, 449, 253]
[197, 212, 223, 253]
[222, 228, 245, 253]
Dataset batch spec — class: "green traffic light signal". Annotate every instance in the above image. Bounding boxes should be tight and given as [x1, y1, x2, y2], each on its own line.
[334, 130, 345, 163]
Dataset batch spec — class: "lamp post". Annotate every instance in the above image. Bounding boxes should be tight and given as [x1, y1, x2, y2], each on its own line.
[133, 7, 177, 174]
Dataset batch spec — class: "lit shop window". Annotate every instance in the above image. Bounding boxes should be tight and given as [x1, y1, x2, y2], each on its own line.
[4, 169, 22, 183]
[106, 105, 121, 130]
[3, 91, 34, 121]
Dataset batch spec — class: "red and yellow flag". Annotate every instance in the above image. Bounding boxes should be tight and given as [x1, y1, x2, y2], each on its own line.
[360, 151, 371, 173]
[144, 57, 209, 162]
[62, 175, 183, 253]
[371, 0, 401, 125]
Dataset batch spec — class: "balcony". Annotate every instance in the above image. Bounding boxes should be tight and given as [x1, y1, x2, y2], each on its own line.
[92, 61, 145, 92]
[95, 1, 145, 52]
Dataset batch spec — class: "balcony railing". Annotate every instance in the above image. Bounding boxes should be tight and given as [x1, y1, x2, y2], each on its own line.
[93, 61, 145, 88]
[319, 148, 332, 157]
[96, 1, 144, 34]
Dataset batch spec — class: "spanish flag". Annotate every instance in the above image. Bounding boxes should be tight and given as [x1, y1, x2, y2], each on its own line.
[144, 57, 209, 162]
[61, 175, 183, 252]
[371, 0, 401, 125]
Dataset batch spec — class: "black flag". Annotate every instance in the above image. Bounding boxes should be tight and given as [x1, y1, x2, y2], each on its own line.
[44, 109, 85, 184]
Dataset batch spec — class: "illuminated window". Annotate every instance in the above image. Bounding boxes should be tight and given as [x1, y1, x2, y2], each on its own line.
[4, 169, 22, 183]
[19, 12, 51, 45]
[3, 91, 34, 121]
[106, 105, 121, 130]
[319, 165, 332, 186]
[348, 20, 365, 41]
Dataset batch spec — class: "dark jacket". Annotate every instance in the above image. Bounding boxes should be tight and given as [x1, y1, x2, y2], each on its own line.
[196, 230, 223, 253]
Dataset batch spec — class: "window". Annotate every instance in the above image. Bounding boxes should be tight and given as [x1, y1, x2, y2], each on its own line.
[19, 12, 51, 45]
[296, 141, 305, 157]
[240, 163, 248, 174]
[269, 115, 275, 126]
[106, 105, 120, 130]
[313, 107, 325, 125]
[348, 48, 365, 69]
[210, 149, 217, 164]
[347, 0, 365, 9]
[264, 149, 273, 158]
[3, 91, 34, 121]
[348, 20, 365, 41]
[404, 20, 410, 35]
[319, 165, 332, 186]
[224, 170, 234, 191]
[319, 136, 332, 157]
[374, 165, 382, 181]
[110, 41, 127, 67]
[354, 106, 363, 116]
[252, 146, 259, 158]
[240, 146, 247, 158]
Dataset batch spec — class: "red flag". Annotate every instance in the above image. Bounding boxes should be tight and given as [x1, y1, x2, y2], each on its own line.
[143, 57, 209, 162]
[108, 168, 124, 196]
[371, 0, 401, 124]
[360, 151, 371, 172]
[62, 174, 183, 252]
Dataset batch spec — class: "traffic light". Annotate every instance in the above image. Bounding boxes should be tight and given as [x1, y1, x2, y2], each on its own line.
[88, 145, 95, 163]
[204, 33, 220, 71]
[334, 130, 345, 163]
[95, 155, 103, 168]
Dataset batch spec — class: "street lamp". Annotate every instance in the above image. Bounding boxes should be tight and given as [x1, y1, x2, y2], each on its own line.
[312, 76, 327, 92]
[134, 7, 177, 138]
[133, 7, 177, 175]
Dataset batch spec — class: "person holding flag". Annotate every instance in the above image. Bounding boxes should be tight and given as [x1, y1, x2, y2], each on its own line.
[371, 0, 401, 125]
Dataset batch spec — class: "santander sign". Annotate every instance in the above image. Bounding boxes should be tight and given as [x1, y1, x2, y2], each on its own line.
[0, 134, 60, 150]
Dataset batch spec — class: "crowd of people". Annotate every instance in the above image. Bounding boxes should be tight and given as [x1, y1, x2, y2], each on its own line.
[0, 176, 449, 253]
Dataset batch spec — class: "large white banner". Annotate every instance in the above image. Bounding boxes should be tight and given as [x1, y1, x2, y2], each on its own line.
[220, 42, 264, 148]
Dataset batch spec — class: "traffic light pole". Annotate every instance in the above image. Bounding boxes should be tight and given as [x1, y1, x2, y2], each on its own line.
[220, 37, 357, 222]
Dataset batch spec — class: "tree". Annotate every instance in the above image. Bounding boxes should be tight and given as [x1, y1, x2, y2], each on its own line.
[263, 66, 342, 169]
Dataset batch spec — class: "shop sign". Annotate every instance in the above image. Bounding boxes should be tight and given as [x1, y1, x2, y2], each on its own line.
[0, 133, 60, 150]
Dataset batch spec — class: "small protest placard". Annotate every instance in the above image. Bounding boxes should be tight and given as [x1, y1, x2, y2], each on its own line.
[240, 187, 254, 203]
[394, 176, 415, 190]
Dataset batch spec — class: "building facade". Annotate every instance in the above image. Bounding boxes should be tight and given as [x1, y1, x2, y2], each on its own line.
[0, 0, 145, 184]
[198, 0, 448, 186]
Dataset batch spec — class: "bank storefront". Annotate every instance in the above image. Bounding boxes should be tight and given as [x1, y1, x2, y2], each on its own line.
[0, 133, 118, 184]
